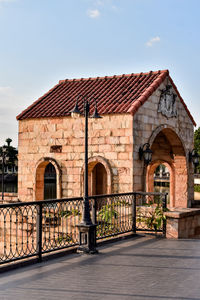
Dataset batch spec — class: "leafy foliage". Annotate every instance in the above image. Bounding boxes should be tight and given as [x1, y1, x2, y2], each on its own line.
[59, 208, 80, 218]
[194, 127, 200, 172]
[0, 138, 18, 167]
[97, 204, 119, 237]
[144, 206, 165, 231]
[137, 202, 169, 232]
[194, 127, 200, 151]
[194, 184, 200, 193]
[98, 204, 118, 224]
[57, 233, 75, 244]
[96, 224, 120, 237]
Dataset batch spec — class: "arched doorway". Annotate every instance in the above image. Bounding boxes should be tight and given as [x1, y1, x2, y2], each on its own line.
[147, 162, 171, 206]
[90, 163, 107, 195]
[35, 157, 62, 201]
[81, 156, 112, 196]
[44, 163, 57, 200]
[146, 127, 188, 208]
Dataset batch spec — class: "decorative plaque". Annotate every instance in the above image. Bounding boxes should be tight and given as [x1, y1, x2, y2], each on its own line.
[158, 85, 177, 118]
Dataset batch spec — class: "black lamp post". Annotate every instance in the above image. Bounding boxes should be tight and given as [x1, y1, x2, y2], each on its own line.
[71, 96, 101, 253]
[189, 149, 200, 173]
[0, 145, 9, 201]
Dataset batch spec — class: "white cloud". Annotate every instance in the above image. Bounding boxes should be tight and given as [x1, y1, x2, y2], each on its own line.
[87, 9, 100, 18]
[146, 36, 161, 47]
[86, 0, 118, 18]
[0, 86, 12, 95]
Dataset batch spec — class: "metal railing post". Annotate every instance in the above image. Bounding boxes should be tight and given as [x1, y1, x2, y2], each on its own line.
[92, 198, 97, 225]
[36, 202, 43, 262]
[162, 193, 167, 236]
[91, 198, 97, 247]
[132, 193, 137, 234]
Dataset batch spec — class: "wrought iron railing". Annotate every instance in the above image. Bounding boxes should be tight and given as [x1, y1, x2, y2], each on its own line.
[0, 192, 167, 265]
[0, 197, 83, 264]
[90, 193, 135, 240]
[134, 192, 167, 234]
[90, 192, 167, 239]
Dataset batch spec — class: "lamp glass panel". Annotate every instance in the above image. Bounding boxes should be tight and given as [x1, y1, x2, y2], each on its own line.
[2, 146, 6, 153]
[144, 151, 152, 164]
[71, 112, 80, 119]
[194, 156, 199, 165]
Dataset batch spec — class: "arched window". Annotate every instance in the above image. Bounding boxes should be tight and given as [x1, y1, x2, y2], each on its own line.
[35, 157, 61, 201]
[44, 163, 57, 200]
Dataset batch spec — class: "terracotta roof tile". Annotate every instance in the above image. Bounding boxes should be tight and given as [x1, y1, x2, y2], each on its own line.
[16, 70, 196, 126]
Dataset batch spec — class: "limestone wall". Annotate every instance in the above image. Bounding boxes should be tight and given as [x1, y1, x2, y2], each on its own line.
[0, 193, 18, 203]
[133, 76, 194, 207]
[18, 114, 133, 202]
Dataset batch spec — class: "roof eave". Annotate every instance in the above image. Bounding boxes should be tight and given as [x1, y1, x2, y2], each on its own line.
[127, 70, 196, 127]
[127, 70, 169, 115]
[16, 82, 62, 121]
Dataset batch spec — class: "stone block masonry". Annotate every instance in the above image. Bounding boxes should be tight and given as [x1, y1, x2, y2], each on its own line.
[133, 77, 194, 207]
[0, 193, 18, 203]
[18, 114, 134, 202]
[165, 208, 200, 238]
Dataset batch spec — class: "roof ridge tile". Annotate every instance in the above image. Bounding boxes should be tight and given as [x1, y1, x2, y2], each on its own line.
[58, 69, 168, 83]
[128, 70, 169, 115]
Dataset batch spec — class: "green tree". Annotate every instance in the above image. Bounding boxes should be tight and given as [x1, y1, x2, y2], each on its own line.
[194, 127, 200, 173]
[0, 138, 18, 170]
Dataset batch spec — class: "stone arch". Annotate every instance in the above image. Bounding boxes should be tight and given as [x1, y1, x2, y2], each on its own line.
[80, 156, 112, 196]
[148, 124, 188, 160]
[146, 126, 188, 207]
[34, 157, 62, 201]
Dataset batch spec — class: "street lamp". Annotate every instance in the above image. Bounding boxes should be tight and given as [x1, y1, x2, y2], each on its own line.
[139, 143, 153, 194]
[0, 145, 9, 201]
[139, 143, 153, 165]
[189, 149, 200, 173]
[71, 96, 101, 253]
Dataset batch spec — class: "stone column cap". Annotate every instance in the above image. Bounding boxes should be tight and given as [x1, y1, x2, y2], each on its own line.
[165, 207, 200, 219]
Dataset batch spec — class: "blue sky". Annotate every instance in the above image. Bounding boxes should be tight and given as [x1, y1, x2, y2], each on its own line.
[0, 0, 200, 146]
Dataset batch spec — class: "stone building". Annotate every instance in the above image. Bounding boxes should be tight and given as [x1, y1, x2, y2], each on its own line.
[17, 70, 196, 207]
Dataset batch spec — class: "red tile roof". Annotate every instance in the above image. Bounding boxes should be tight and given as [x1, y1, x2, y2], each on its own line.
[16, 70, 196, 126]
